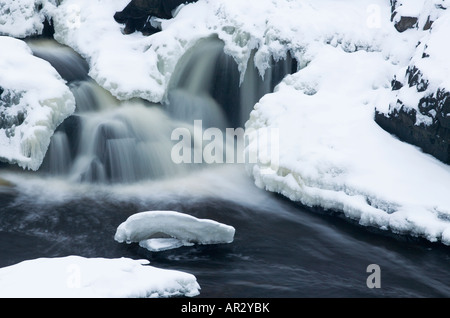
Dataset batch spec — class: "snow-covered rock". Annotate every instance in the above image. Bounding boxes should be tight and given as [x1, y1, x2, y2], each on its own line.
[245, 22, 450, 245]
[0, 256, 200, 298]
[376, 1, 450, 164]
[0, 0, 57, 38]
[49, 0, 395, 103]
[51, 0, 207, 103]
[115, 210, 235, 251]
[0, 36, 75, 170]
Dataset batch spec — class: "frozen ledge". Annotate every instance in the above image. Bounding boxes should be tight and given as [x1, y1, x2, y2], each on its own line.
[245, 45, 450, 245]
[0, 36, 75, 171]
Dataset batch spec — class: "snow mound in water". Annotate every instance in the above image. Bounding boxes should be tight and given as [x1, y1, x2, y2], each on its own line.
[0, 256, 200, 298]
[115, 210, 235, 251]
[0, 36, 75, 170]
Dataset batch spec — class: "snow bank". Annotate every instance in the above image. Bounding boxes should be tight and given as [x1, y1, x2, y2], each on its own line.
[51, 0, 212, 103]
[0, 256, 200, 298]
[377, 0, 450, 126]
[0, 0, 57, 38]
[115, 210, 235, 251]
[3, 0, 450, 245]
[49, 0, 395, 103]
[0, 36, 75, 170]
[245, 29, 450, 244]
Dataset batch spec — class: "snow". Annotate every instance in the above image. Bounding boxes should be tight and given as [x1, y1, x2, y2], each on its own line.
[0, 36, 75, 170]
[49, 0, 397, 103]
[0, 0, 57, 38]
[378, 1, 450, 125]
[0, 256, 200, 298]
[392, 0, 447, 29]
[245, 27, 450, 244]
[115, 210, 235, 250]
[51, 0, 213, 103]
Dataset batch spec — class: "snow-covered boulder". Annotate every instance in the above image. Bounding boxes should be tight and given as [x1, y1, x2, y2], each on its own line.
[0, 36, 75, 170]
[0, 0, 58, 38]
[115, 211, 235, 251]
[0, 256, 200, 298]
[390, 0, 447, 32]
[376, 1, 450, 164]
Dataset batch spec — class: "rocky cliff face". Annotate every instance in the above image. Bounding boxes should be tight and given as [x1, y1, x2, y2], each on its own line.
[375, 0, 450, 164]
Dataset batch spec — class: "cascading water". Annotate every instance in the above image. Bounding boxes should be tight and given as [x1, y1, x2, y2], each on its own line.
[31, 37, 296, 184]
[167, 37, 297, 129]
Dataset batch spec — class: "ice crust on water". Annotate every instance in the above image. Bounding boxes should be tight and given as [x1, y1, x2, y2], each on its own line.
[0, 36, 75, 171]
[0, 256, 200, 298]
[115, 210, 235, 251]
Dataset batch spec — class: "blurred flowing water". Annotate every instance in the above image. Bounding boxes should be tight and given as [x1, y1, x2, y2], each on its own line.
[0, 38, 449, 298]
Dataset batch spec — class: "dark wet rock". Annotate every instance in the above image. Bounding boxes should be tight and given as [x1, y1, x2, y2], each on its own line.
[114, 0, 197, 35]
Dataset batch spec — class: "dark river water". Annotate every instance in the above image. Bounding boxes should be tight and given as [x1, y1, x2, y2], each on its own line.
[1, 165, 449, 298]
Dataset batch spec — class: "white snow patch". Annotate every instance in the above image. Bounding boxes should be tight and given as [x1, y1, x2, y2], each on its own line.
[0, 36, 75, 170]
[51, 0, 214, 103]
[49, 0, 400, 103]
[0, 0, 57, 38]
[0, 256, 200, 298]
[115, 210, 235, 250]
[245, 40, 450, 245]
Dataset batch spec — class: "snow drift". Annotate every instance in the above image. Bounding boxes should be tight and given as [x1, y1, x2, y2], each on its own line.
[0, 256, 200, 298]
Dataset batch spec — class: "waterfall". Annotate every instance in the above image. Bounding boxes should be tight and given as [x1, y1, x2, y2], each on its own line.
[30, 37, 296, 184]
[167, 37, 298, 129]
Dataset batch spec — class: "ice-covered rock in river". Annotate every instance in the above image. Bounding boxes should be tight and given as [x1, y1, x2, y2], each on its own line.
[0, 36, 75, 170]
[115, 210, 235, 251]
[0, 256, 200, 298]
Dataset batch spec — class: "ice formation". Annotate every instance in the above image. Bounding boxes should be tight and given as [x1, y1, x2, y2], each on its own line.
[115, 210, 235, 251]
[0, 36, 75, 170]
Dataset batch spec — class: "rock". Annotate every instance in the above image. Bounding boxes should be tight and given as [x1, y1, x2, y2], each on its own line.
[375, 0, 450, 164]
[394, 16, 418, 32]
[390, 0, 448, 32]
[375, 62, 450, 164]
[114, 0, 197, 35]
[375, 105, 450, 164]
